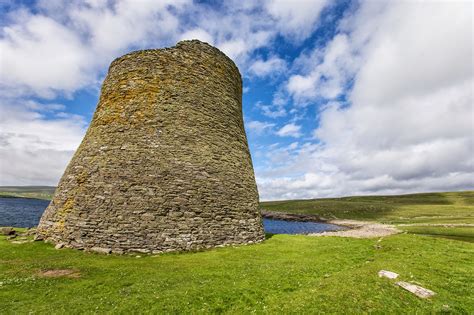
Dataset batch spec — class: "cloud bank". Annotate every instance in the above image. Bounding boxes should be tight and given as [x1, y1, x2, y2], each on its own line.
[256, 1, 473, 200]
[1, 0, 472, 201]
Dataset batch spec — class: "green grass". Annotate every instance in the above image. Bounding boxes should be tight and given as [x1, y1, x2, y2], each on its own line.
[1, 189, 473, 312]
[1, 232, 473, 314]
[0, 186, 56, 200]
[260, 191, 474, 224]
[401, 226, 474, 243]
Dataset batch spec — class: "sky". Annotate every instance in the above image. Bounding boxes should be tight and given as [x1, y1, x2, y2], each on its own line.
[0, 0, 473, 201]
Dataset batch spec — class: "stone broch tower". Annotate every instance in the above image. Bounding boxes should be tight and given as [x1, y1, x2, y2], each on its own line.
[37, 40, 265, 254]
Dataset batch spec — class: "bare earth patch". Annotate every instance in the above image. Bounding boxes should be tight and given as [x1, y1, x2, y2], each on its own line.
[38, 269, 81, 278]
[311, 220, 400, 238]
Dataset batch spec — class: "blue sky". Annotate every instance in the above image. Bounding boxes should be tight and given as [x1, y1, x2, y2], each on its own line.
[0, 0, 473, 200]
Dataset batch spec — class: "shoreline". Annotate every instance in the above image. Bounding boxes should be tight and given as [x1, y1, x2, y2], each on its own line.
[261, 210, 328, 223]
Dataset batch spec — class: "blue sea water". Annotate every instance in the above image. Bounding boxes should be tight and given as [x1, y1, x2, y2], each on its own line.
[263, 218, 344, 234]
[0, 198, 50, 228]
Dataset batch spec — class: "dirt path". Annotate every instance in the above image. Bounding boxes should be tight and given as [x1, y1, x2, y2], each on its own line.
[310, 220, 401, 238]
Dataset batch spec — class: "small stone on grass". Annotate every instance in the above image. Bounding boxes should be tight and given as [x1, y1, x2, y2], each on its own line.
[1, 227, 16, 236]
[90, 247, 112, 254]
[378, 270, 399, 279]
[55, 243, 65, 249]
[396, 281, 436, 298]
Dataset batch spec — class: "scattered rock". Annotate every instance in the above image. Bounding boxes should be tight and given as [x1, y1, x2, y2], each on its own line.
[378, 270, 399, 279]
[90, 247, 112, 254]
[6, 235, 17, 240]
[24, 228, 37, 236]
[55, 243, 65, 249]
[1, 227, 16, 236]
[33, 234, 44, 241]
[396, 281, 436, 298]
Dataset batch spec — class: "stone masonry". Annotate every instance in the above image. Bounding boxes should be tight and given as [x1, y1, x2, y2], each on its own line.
[37, 40, 265, 254]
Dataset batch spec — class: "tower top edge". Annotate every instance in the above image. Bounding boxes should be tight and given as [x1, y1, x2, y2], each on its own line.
[109, 40, 240, 79]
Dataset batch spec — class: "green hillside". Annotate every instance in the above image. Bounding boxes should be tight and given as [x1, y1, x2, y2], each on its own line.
[261, 191, 474, 224]
[0, 186, 56, 200]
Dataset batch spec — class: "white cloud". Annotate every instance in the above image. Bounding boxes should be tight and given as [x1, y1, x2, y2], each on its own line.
[265, 0, 330, 41]
[2, 0, 316, 187]
[286, 33, 357, 103]
[0, 14, 91, 98]
[0, 100, 86, 185]
[276, 123, 302, 138]
[249, 55, 287, 77]
[349, 1, 472, 106]
[179, 28, 214, 44]
[258, 0, 474, 200]
[2, 0, 472, 200]
[287, 74, 316, 100]
[0, 0, 330, 99]
[246, 120, 275, 135]
[256, 101, 287, 119]
[0, 0, 190, 98]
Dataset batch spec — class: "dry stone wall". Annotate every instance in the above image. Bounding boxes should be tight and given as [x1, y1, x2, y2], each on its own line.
[37, 40, 265, 254]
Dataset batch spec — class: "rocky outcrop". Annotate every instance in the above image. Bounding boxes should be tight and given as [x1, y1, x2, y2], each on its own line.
[37, 40, 264, 254]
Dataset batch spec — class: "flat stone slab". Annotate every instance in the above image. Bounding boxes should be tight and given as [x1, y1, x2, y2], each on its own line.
[55, 243, 64, 249]
[10, 240, 31, 244]
[396, 281, 436, 298]
[90, 247, 112, 254]
[378, 270, 399, 279]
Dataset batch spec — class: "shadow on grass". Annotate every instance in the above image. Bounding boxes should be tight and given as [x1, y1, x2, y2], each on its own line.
[265, 233, 275, 240]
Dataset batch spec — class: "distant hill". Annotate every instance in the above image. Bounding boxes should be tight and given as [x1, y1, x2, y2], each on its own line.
[0, 186, 56, 200]
[261, 191, 474, 225]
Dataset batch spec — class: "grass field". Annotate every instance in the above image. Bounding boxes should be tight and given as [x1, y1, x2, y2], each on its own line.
[401, 226, 474, 243]
[1, 189, 473, 313]
[1, 232, 473, 313]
